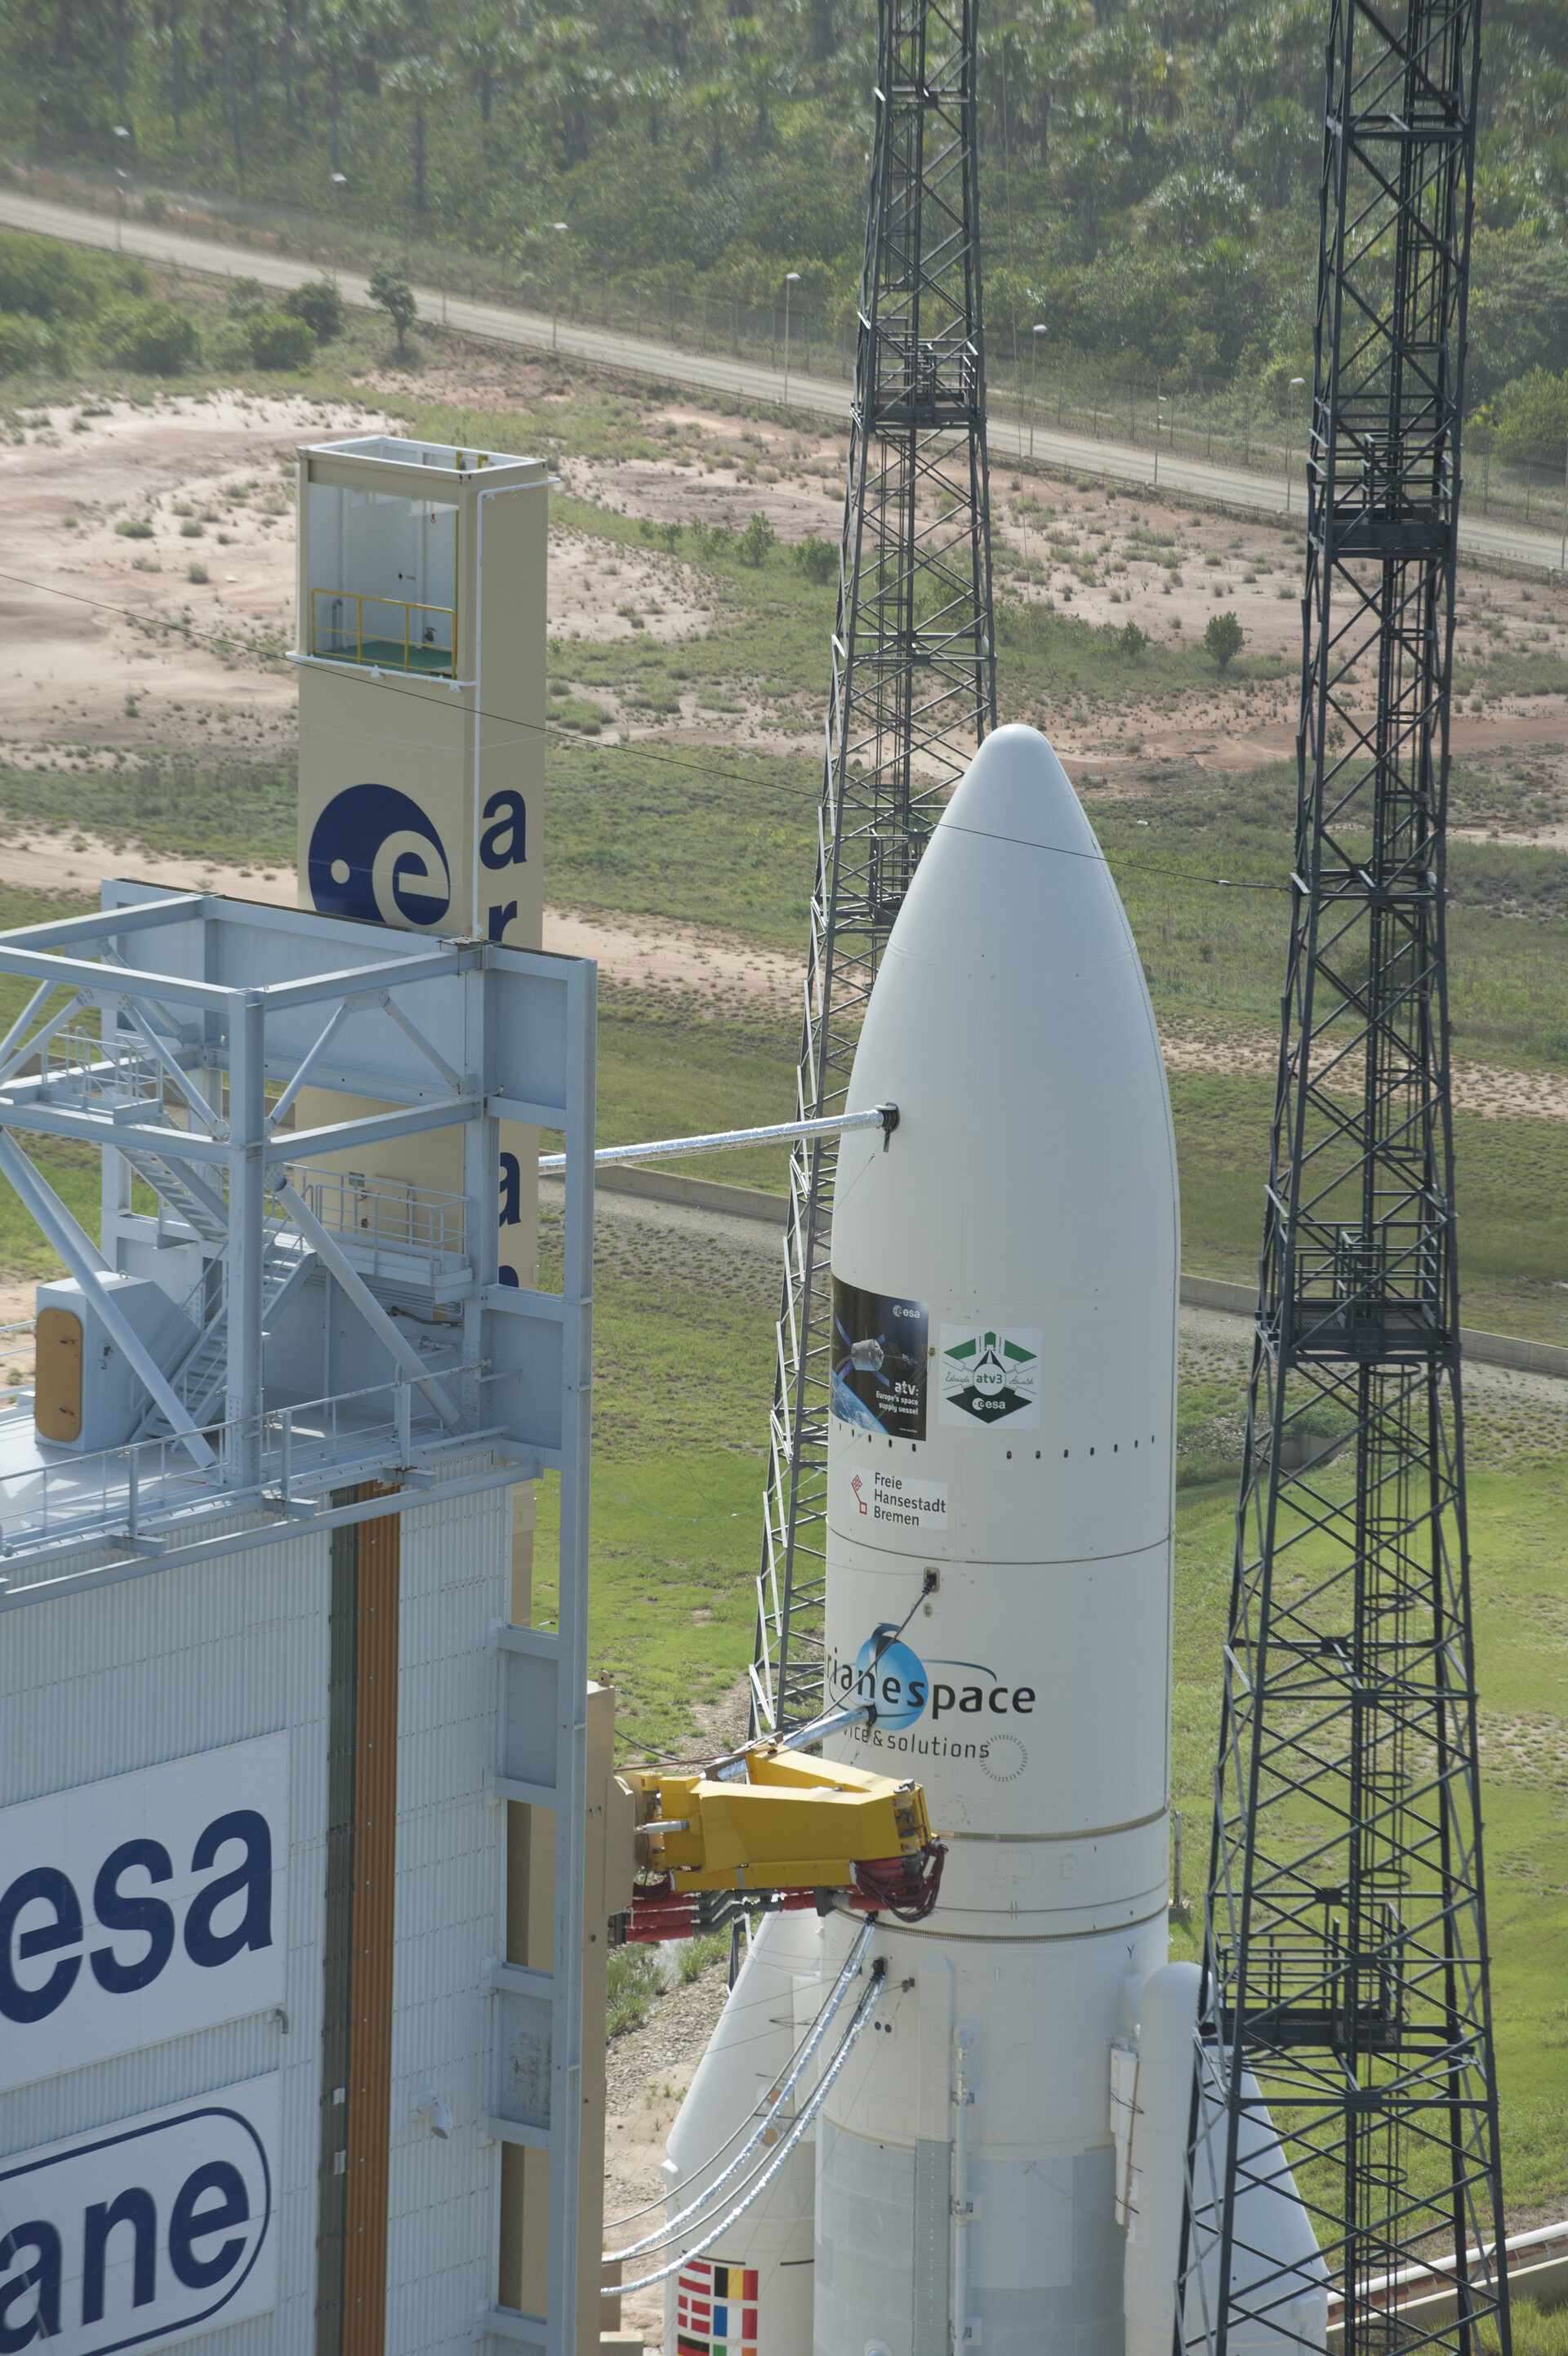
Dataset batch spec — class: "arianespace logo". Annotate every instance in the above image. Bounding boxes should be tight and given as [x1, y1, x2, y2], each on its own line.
[828, 1626, 1036, 1731]
[0, 2078, 278, 2350]
[308, 782, 452, 929]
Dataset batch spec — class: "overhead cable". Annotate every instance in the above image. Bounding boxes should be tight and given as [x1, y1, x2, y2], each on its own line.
[613, 1957, 889, 2293]
[606, 1917, 876, 2253]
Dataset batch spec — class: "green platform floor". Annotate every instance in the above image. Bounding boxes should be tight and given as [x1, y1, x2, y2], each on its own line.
[318, 639, 455, 676]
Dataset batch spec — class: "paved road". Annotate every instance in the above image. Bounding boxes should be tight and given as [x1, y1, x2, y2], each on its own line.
[5, 187, 1560, 575]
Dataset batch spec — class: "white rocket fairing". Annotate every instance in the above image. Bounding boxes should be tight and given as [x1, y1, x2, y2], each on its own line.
[809, 721, 1178, 2356]
[662, 726, 1318, 2356]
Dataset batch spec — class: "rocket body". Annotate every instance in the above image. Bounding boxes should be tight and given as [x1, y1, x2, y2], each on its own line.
[662, 726, 1182, 2356]
[814, 724, 1179, 2354]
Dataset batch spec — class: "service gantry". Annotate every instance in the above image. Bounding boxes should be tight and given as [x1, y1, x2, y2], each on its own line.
[1179, 6, 1512, 2356]
[751, 0, 996, 1739]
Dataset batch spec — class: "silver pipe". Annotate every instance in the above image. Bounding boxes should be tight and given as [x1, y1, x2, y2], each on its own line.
[608, 1917, 876, 2260]
[616, 1959, 888, 2292]
[538, 1101, 898, 1174]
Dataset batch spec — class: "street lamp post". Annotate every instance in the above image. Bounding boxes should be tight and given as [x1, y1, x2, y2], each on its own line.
[551, 222, 568, 352]
[783, 272, 801, 403]
[113, 126, 131, 251]
[1030, 323, 1045, 458]
[1287, 375, 1306, 514]
[330, 174, 347, 283]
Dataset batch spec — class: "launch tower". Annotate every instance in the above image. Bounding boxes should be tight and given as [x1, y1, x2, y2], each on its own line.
[753, 0, 996, 1738]
[1179, 7, 1512, 2355]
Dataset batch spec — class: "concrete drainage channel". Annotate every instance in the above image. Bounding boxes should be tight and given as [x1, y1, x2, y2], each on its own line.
[572, 1165, 1568, 1386]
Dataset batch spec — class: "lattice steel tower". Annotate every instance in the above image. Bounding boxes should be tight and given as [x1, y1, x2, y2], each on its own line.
[1179, 7, 1510, 2356]
[750, 0, 996, 1735]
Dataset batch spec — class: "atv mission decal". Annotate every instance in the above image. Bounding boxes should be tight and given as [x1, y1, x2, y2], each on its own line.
[938, 1325, 1042, 1428]
[831, 1280, 929, 1440]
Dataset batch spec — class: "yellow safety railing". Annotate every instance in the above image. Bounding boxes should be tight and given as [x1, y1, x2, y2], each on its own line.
[309, 586, 457, 675]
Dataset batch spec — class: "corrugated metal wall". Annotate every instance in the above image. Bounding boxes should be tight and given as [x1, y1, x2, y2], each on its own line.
[0, 1521, 335, 2347]
[0, 1465, 514, 2354]
[385, 1476, 511, 2354]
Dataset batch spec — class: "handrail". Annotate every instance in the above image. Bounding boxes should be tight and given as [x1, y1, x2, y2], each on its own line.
[308, 585, 457, 675]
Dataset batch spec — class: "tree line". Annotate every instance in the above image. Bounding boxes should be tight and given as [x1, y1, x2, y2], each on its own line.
[1, 0, 1566, 418]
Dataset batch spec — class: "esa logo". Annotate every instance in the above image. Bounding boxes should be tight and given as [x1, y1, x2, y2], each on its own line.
[830, 1628, 1036, 1729]
[0, 1737, 287, 2099]
[307, 781, 528, 933]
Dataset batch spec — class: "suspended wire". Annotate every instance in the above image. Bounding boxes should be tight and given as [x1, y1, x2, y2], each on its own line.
[0, 563, 1289, 897]
[614, 1959, 889, 2294]
[606, 1917, 876, 2251]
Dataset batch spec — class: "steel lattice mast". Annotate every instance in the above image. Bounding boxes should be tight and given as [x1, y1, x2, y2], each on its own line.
[750, 0, 996, 1736]
[1178, 7, 1511, 2356]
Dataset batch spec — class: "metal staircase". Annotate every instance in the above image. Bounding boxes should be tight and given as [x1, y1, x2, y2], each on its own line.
[118, 1141, 231, 1248]
[136, 1236, 317, 1441]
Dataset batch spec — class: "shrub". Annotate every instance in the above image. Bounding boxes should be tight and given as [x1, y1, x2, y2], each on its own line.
[0, 311, 57, 375]
[607, 1944, 666, 2037]
[368, 259, 417, 355]
[247, 310, 316, 370]
[739, 509, 777, 566]
[794, 529, 836, 583]
[115, 518, 155, 538]
[1480, 366, 1568, 465]
[1119, 619, 1151, 661]
[99, 300, 201, 375]
[676, 1931, 730, 1984]
[179, 519, 203, 537]
[0, 230, 140, 323]
[225, 275, 270, 318]
[282, 277, 345, 342]
[1203, 609, 1245, 670]
[187, 561, 209, 582]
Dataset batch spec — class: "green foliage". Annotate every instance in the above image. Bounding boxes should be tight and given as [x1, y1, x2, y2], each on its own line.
[1482, 2301, 1568, 2356]
[739, 510, 777, 567]
[0, 313, 59, 375]
[606, 1944, 666, 2036]
[97, 299, 202, 375]
[793, 529, 836, 584]
[0, 0, 1562, 408]
[114, 518, 154, 538]
[367, 260, 417, 354]
[1203, 609, 1245, 670]
[677, 1931, 730, 1983]
[0, 231, 145, 323]
[225, 276, 270, 318]
[1476, 367, 1568, 465]
[245, 310, 317, 370]
[1118, 618, 1150, 661]
[1468, 228, 1568, 403]
[282, 278, 347, 342]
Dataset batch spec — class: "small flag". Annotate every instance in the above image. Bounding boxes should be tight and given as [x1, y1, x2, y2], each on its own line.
[674, 2256, 760, 2353]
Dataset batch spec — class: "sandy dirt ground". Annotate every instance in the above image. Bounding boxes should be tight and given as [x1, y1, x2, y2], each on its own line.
[6, 363, 1567, 795]
[0, 390, 382, 762]
[604, 1960, 734, 2349]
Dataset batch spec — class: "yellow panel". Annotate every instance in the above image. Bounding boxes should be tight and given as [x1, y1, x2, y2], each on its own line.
[34, 1308, 82, 1442]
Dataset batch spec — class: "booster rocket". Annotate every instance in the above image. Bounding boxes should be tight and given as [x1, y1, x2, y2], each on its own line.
[662, 727, 1320, 2356]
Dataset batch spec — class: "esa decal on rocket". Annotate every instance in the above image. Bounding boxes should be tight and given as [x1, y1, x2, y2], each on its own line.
[664, 727, 1320, 2356]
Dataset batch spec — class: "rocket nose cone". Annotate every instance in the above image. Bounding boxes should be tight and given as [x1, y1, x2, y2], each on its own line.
[940, 723, 1098, 860]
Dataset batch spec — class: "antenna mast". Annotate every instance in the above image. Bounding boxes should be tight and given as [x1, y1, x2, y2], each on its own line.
[1180, 7, 1510, 2356]
[751, 0, 996, 1736]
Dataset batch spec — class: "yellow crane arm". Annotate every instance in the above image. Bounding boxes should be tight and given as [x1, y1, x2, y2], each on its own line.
[622, 1747, 935, 1897]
